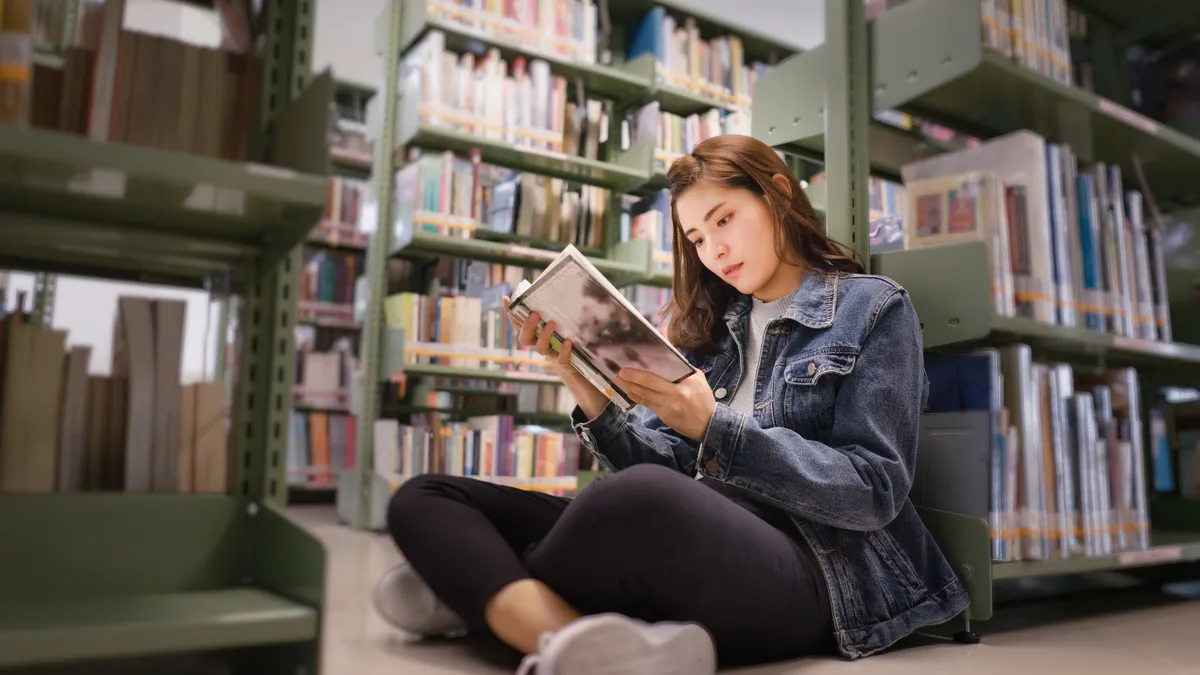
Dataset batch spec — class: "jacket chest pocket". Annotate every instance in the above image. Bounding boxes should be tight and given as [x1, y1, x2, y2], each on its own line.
[780, 351, 857, 439]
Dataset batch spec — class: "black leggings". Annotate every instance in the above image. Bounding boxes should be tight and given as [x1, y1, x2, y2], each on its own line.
[387, 463, 836, 666]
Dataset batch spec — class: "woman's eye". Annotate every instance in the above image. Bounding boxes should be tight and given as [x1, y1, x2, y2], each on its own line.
[718, 214, 731, 226]
[691, 238, 703, 247]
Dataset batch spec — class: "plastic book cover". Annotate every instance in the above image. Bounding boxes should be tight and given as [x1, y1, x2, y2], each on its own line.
[507, 245, 695, 410]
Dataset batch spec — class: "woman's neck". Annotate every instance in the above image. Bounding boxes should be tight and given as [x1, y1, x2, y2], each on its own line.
[752, 263, 805, 303]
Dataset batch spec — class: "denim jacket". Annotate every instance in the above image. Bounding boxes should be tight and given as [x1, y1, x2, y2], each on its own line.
[570, 270, 969, 659]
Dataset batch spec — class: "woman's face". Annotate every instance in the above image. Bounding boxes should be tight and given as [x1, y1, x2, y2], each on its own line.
[674, 177, 801, 302]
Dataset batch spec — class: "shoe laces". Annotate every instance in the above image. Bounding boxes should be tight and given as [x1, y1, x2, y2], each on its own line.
[514, 632, 556, 675]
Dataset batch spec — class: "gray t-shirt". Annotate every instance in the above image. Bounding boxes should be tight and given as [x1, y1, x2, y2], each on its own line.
[727, 289, 798, 414]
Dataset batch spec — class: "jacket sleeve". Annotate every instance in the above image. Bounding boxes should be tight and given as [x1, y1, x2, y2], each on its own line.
[697, 287, 926, 531]
[570, 399, 701, 476]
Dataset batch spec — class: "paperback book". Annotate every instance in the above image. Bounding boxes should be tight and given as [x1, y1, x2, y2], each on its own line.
[506, 245, 695, 411]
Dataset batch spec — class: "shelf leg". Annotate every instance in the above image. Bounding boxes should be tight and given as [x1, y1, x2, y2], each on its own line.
[823, 0, 873, 272]
[952, 612, 983, 645]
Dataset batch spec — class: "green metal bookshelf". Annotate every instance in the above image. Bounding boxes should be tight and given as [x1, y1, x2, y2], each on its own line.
[0, 3, 330, 672]
[341, 0, 803, 530]
[751, 0, 1200, 638]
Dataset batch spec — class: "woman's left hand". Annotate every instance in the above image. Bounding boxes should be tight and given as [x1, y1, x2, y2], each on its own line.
[617, 368, 717, 442]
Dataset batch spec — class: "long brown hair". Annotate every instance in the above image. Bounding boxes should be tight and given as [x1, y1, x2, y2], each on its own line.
[662, 134, 864, 352]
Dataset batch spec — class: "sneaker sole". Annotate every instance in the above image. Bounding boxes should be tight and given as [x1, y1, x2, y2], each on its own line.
[543, 614, 716, 675]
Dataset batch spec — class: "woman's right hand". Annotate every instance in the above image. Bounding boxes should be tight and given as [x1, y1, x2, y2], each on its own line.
[503, 297, 610, 418]
[502, 296, 574, 376]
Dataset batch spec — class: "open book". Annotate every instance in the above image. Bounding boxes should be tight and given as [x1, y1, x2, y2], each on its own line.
[506, 245, 695, 411]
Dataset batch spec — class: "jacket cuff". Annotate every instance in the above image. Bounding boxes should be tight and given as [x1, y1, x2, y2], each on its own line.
[571, 402, 628, 452]
[697, 403, 748, 479]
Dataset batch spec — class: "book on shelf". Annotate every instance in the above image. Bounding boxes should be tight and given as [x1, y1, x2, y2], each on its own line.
[916, 345, 1150, 563]
[289, 409, 355, 487]
[294, 326, 356, 411]
[425, 0, 600, 65]
[626, 6, 770, 109]
[624, 100, 751, 174]
[394, 148, 610, 251]
[621, 190, 672, 273]
[1147, 400, 1200, 502]
[865, 0, 1075, 87]
[301, 247, 361, 310]
[14, 0, 253, 160]
[0, 298, 227, 494]
[402, 29, 616, 159]
[506, 245, 695, 411]
[904, 171, 1016, 319]
[900, 130, 1174, 343]
[373, 414, 583, 490]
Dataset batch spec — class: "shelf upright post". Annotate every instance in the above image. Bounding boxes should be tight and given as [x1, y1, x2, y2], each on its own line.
[822, 0, 872, 271]
[352, 0, 406, 529]
[229, 0, 314, 509]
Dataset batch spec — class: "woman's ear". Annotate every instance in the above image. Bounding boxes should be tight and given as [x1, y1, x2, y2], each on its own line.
[771, 173, 792, 198]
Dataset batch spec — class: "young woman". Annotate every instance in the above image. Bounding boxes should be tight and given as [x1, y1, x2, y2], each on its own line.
[375, 134, 969, 674]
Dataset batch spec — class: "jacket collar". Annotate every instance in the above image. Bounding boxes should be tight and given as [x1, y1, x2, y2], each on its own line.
[723, 270, 837, 329]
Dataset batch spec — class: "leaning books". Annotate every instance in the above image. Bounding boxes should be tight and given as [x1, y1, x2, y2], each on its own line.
[506, 245, 695, 411]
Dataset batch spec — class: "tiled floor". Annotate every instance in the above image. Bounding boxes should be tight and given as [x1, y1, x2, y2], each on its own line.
[295, 505, 1200, 674]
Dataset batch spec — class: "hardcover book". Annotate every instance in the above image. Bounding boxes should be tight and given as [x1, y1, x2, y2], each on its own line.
[506, 245, 694, 411]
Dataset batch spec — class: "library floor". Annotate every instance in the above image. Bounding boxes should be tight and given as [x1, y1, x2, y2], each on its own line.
[293, 505, 1200, 674]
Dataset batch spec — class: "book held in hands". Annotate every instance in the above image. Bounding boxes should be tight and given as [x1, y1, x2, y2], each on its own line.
[506, 245, 695, 411]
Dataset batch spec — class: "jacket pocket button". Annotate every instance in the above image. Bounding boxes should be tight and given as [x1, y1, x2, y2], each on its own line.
[807, 362, 816, 376]
[714, 387, 727, 399]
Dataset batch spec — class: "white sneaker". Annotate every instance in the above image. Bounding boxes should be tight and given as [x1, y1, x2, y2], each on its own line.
[371, 562, 467, 637]
[516, 613, 717, 675]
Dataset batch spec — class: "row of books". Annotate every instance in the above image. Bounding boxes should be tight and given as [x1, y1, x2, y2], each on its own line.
[287, 410, 356, 487]
[302, 248, 361, 308]
[373, 415, 583, 484]
[626, 102, 751, 174]
[627, 6, 771, 110]
[920, 345, 1149, 562]
[404, 30, 615, 158]
[901, 130, 1173, 342]
[427, 0, 600, 65]
[294, 328, 356, 412]
[0, 298, 227, 494]
[622, 191, 672, 274]
[21, 6, 251, 160]
[865, 0, 1076, 87]
[384, 289, 556, 378]
[394, 149, 612, 251]
[325, 177, 370, 232]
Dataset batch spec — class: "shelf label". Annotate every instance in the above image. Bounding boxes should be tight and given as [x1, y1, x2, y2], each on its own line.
[1097, 99, 1159, 135]
[67, 168, 126, 199]
[1118, 546, 1181, 566]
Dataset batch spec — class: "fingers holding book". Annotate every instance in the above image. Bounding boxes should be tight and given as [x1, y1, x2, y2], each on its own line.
[617, 368, 717, 442]
[503, 296, 574, 368]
